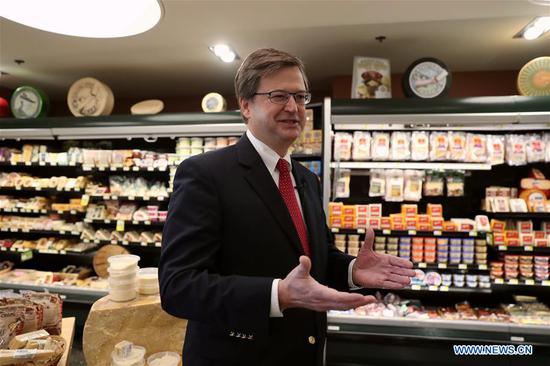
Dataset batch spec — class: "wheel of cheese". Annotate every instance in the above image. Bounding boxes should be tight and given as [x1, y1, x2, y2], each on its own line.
[130, 99, 164, 115]
[520, 178, 550, 190]
[201, 92, 226, 113]
[67, 77, 115, 117]
[517, 57, 550, 96]
[93, 245, 129, 278]
[519, 189, 547, 212]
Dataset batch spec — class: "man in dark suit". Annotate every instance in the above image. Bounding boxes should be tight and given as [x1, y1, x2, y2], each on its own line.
[159, 48, 415, 366]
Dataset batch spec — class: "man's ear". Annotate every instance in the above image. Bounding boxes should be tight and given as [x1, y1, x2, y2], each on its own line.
[240, 97, 251, 121]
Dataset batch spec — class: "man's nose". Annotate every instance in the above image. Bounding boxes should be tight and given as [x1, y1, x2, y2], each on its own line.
[283, 95, 298, 112]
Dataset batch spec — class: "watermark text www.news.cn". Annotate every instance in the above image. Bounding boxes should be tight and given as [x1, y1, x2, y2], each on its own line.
[453, 344, 533, 356]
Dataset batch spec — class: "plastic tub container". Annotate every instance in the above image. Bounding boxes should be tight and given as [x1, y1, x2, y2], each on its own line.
[146, 351, 180, 366]
[111, 342, 146, 366]
[138, 268, 159, 295]
[108, 254, 140, 271]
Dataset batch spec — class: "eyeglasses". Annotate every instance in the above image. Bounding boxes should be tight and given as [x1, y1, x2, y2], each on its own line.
[253, 90, 312, 105]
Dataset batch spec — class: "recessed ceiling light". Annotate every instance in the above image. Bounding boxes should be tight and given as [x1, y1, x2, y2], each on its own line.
[0, 0, 163, 38]
[209, 44, 239, 63]
[514, 16, 550, 40]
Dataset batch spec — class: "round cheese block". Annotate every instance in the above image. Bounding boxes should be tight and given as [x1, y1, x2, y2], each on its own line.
[93, 244, 129, 278]
[402, 58, 451, 98]
[130, 99, 164, 115]
[517, 57, 550, 96]
[201, 92, 226, 113]
[519, 189, 547, 212]
[67, 77, 115, 117]
[10, 86, 49, 118]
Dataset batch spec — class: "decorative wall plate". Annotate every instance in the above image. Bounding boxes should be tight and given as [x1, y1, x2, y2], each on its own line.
[403, 58, 451, 98]
[517, 56, 550, 96]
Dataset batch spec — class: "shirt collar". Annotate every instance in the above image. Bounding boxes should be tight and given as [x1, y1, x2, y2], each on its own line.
[246, 129, 292, 174]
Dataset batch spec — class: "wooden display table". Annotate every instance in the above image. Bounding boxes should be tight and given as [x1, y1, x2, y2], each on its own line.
[83, 294, 186, 366]
[58, 318, 76, 366]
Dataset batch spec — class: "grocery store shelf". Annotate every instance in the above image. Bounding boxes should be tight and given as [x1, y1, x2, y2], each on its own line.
[493, 279, 550, 287]
[485, 212, 550, 220]
[0, 247, 95, 255]
[0, 281, 107, 304]
[0, 161, 79, 167]
[84, 218, 165, 227]
[88, 194, 168, 202]
[0, 186, 84, 194]
[0, 207, 85, 216]
[492, 245, 550, 254]
[331, 227, 485, 238]
[82, 238, 162, 248]
[327, 314, 550, 343]
[0, 228, 81, 236]
[401, 284, 491, 293]
[82, 165, 172, 173]
[330, 161, 492, 171]
[413, 262, 489, 271]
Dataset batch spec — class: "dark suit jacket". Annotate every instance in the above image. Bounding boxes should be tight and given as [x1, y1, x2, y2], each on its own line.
[159, 134, 354, 366]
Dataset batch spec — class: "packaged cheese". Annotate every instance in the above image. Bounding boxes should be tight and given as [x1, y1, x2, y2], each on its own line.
[334, 169, 351, 198]
[506, 135, 527, 166]
[390, 132, 411, 161]
[429, 132, 448, 161]
[369, 169, 385, 197]
[466, 133, 487, 162]
[403, 170, 424, 202]
[423, 170, 444, 196]
[384, 170, 404, 202]
[448, 132, 466, 161]
[371, 133, 390, 161]
[411, 131, 429, 161]
[333, 133, 352, 161]
[0, 305, 25, 349]
[526, 134, 545, 163]
[446, 171, 465, 197]
[351, 131, 371, 161]
[545, 133, 550, 162]
[487, 135, 505, 165]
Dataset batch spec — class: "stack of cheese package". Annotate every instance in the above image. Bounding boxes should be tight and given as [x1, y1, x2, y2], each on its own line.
[0, 291, 65, 366]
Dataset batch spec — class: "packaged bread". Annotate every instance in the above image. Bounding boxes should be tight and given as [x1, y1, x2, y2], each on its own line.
[466, 133, 487, 162]
[0, 299, 43, 334]
[526, 134, 545, 163]
[333, 132, 352, 161]
[21, 292, 62, 335]
[506, 135, 527, 166]
[351, 131, 371, 161]
[448, 132, 466, 161]
[390, 132, 411, 161]
[371, 133, 390, 161]
[429, 132, 449, 161]
[411, 131, 429, 161]
[487, 135, 505, 165]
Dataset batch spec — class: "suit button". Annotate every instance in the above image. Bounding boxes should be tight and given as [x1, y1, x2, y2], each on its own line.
[308, 336, 316, 345]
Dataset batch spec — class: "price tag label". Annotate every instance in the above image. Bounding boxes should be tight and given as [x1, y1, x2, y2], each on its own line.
[116, 220, 125, 232]
[428, 286, 438, 291]
[508, 279, 519, 285]
[59, 230, 65, 234]
[36, 187, 41, 191]
[495, 278, 504, 284]
[438, 263, 447, 269]
[98, 166, 106, 171]
[122, 240, 129, 245]
[132, 166, 139, 171]
[357, 229, 365, 234]
[39, 162, 46, 166]
[155, 242, 162, 247]
[60, 250, 66, 255]
[103, 195, 110, 200]
[20, 250, 33, 262]
[469, 231, 477, 237]
[331, 228, 339, 233]
[433, 230, 442, 236]
[111, 195, 118, 200]
[419, 263, 427, 268]
[94, 239, 100, 244]
[411, 285, 421, 291]
[128, 196, 135, 200]
[104, 219, 111, 224]
[408, 230, 417, 235]
[440, 286, 449, 292]
[158, 196, 165, 201]
[141, 242, 148, 246]
[81, 195, 90, 206]
[40, 210, 47, 214]
[21, 228, 29, 233]
[143, 196, 149, 201]
[70, 210, 76, 214]
[542, 280, 550, 287]
[498, 245, 507, 250]
[25, 161, 31, 166]
[382, 229, 391, 235]
[145, 220, 151, 225]
[524, 246, 533, 252]
[0, 247, 6, 251]
[525, 279, 535, 285]
[458, 264, 468, 270]
[478, 264, 488, 270]
[147, 167, 154, 171]
[83, 165, 92, 171]
[15, 186, 21, 191]
[132, 220, 139, 225]
[0, 228, 7, 232]
[110, 166, 117, 171]
[123, 167, 130, 171]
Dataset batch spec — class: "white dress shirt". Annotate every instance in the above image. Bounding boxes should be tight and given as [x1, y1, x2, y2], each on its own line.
[246, 130, 358, 317]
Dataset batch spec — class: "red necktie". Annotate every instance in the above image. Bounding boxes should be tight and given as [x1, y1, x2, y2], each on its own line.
[277, 159, 311, 257]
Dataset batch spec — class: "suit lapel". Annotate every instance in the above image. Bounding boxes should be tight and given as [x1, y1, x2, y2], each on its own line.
[237, 135, 304, 257]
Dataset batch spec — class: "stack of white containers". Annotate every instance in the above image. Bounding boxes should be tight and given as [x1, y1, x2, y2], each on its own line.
[138, 267, 159, 295]
[108, 254, 140, 302]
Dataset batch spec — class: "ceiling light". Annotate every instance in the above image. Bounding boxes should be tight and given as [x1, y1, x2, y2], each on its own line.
[514, 16, 550, 40]
[0, 0, 163, 38]
[209, 44, 239, 63]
